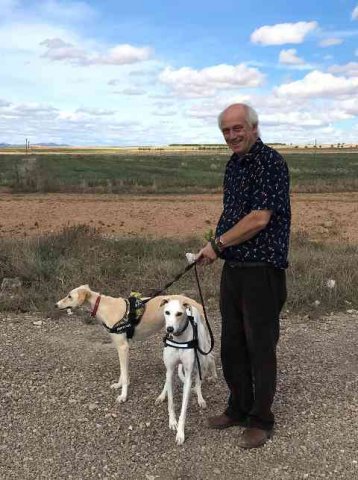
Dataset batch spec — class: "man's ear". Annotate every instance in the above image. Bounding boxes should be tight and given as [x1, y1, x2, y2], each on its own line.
[160, 298, 169, 307]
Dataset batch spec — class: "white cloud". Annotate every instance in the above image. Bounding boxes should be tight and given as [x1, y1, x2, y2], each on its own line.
[279, 49, 305, 65]
[40, 38, 153, 65]
[251, 21, 318, 46]
[275, 70, 358, 98]
[152, 110, 176, 117]
[329, 62, 358, 76]
[159, 64, 265, 97]
[96, 45, 152, 65]
[0, 98, 11, 107]
[352, 5, 358, 20]
[40, 38, 87, 62]
[260, 110, 351, 128]
[76, 108, 115, 116]
[114, 88, 146, 95]
[339, 97, 358, 115]
[319, 37, 343, 47]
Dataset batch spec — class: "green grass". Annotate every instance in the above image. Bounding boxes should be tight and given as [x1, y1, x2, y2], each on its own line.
[0, 151, 357, 193]
[0, 226, 356, 316]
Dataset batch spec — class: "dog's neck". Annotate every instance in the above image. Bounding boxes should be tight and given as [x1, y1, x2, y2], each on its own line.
[174, 316, 194, 342]
[85, 290, 127, 327]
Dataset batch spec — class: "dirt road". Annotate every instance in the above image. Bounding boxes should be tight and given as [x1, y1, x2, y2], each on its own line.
[0, 192, 357, 243]
[1, 311, 357, 479]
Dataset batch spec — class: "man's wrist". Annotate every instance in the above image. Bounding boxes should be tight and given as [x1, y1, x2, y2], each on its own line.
[210, 236, 225, 256]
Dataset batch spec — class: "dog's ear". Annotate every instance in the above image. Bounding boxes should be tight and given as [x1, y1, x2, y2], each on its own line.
[77, 288, 89, 305]
[183, 302, 190, 309]
[160, 298, 169, 307]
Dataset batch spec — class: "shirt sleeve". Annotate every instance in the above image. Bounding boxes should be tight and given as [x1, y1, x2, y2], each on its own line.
[250, 154, 290, 214]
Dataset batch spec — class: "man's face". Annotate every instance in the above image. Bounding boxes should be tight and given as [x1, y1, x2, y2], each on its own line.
[220, 106, 258, 155]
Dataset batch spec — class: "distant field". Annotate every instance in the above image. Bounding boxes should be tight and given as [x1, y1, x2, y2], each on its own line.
[0, 150, 357, 193]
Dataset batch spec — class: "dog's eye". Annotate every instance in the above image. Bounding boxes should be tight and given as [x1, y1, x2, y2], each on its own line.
[176, 312, 183, 317]
[165, 310, 169, 315]
[68, 295, 72, 300]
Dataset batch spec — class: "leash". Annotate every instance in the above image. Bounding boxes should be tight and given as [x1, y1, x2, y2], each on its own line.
[192, 263, 215, 356]
[142, 261, 197, 304]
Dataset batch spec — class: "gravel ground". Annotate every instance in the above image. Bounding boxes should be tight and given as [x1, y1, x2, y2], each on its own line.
[0, 311, 357, 480]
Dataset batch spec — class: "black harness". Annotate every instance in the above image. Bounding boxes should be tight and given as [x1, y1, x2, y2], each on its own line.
[163, 312, 203, 380]
[99, 260, 215, 356]
[101, 295, 146, 339]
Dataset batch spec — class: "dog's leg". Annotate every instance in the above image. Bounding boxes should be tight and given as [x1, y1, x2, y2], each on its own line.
[155, 382, 167, 404]
[112, 341, 130, 403]
[194, 372, 206, 408]
[209, 355, 217, 380]
[166, 366, 177, 431]
[177, 364, 185, 383]
[110, 336, 129, 389]
[176, 363, 193, 445]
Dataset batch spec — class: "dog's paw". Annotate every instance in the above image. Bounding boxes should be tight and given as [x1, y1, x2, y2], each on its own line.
[116, 394, 127, 403]
[169, 417, 177, 430]
[110, 381, 122, 390]
[176, 430, 185, 445]
[155, 394, 166, 404]
[198, 398, 207, 408]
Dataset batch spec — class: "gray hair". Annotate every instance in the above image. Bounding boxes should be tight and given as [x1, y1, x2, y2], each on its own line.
[217, 104, 259, 130]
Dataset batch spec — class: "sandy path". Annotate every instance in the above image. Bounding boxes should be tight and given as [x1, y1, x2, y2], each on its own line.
[0, 192, 357, 243]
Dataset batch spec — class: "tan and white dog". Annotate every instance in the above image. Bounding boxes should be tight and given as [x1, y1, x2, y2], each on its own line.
[156, 298, 216, 445]
[56, 285, 204, 403]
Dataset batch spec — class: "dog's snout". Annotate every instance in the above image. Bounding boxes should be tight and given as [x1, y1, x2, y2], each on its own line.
[166, 326, 174, 333]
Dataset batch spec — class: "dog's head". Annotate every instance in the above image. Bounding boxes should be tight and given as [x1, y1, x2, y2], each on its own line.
[160, 298, 191, 336]
[56, 284, 91, 310]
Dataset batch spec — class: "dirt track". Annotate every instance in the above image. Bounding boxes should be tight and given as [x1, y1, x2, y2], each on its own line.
[1, 311, 357, 479]
[0, 192, 358, 243]
[1, 192, 358, 478]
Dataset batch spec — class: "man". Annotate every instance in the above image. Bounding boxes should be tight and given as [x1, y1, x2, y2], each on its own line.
[197, 103, 291, 449]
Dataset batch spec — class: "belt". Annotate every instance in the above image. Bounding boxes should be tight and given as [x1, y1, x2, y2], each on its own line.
[226, 261, 270, 268]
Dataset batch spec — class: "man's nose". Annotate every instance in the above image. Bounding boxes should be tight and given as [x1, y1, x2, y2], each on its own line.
[227, 129, 237, 140]
[166, 326, 174, 333]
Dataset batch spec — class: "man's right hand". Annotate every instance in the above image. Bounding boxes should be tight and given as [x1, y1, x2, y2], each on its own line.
[196, 242, 218, 266]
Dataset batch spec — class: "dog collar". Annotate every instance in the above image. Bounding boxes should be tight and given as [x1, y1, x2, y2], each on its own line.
[172, 318, 190, 336]
[91, 295, 101, 317]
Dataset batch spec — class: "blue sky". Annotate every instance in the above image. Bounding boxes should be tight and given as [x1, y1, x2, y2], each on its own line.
[1, 0, 358, 145]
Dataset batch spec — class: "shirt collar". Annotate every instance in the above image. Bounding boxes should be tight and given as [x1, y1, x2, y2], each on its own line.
[231, 137, 264, 162]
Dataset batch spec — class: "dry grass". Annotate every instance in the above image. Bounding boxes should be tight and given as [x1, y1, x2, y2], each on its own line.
[0, 226, 356, 316]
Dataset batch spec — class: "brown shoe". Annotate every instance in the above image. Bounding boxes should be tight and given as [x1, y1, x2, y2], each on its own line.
[208, 413, 247, 430]
[239, 427, 272, 449]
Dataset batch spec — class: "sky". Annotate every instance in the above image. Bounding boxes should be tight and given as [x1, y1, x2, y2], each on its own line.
[1, 0, 358, 146]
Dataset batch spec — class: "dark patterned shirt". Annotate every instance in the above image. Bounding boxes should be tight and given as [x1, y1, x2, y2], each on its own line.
[215, 138, 291, 269]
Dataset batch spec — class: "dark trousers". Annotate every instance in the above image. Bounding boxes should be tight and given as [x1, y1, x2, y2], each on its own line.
[220, 262, 287, 431]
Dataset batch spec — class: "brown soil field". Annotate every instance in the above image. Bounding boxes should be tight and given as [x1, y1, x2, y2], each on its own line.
[0, 192, 357, 243]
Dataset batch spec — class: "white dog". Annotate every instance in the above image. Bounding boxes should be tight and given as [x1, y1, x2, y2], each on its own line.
[56, 285, 203, 403]
[156, 298, 216, 445]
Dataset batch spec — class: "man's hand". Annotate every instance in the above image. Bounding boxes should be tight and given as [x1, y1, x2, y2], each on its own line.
[196, 242, 218, 266]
